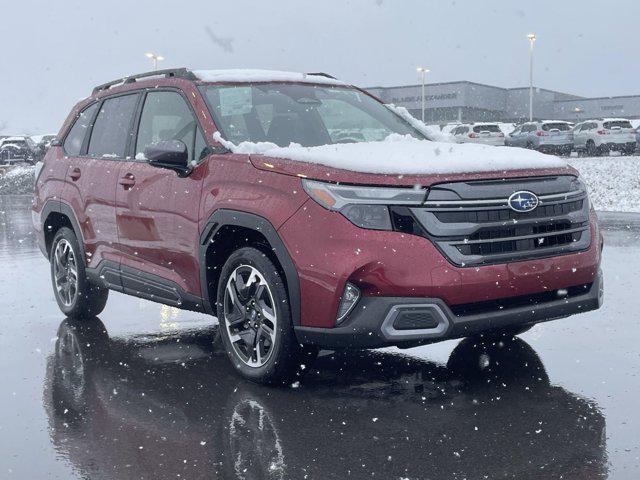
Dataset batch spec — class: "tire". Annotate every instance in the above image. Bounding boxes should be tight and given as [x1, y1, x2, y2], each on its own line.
[216, 247, 317, 384]
[586, 140, 597, 157]
[50, 227, 109, 318]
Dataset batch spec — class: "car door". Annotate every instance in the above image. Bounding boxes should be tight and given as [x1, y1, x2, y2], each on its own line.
[115, 89, 208, 304]
[573, 124, 584, 149]
[60, 94, 140, 285]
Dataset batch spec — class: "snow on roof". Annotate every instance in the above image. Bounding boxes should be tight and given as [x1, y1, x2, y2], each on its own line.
[192, 69, 346, 86]
[213, 132, 566, 175]
[601, 118, 632, 122]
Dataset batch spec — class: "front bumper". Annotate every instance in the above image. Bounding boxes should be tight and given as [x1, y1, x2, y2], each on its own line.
[295, 270, 603, 349]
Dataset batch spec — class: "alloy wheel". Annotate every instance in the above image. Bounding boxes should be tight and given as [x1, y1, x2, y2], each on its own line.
[53, 239, 79, 307]
[223, 265, 278, 368]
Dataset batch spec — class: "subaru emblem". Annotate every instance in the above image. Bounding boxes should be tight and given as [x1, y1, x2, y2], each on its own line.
[508, 191, 539, 213]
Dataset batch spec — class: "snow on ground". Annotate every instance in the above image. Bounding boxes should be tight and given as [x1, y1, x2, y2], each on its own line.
[0, 166, 34, 195]
[568, 156, 640, 213]
[214, 131, 566, 174]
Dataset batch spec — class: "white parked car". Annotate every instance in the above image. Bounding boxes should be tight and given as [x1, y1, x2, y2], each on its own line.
[450, 123, 505, 146]
[573, 118, 637, 156]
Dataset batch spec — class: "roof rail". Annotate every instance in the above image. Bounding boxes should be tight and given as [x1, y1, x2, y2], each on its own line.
[92, 68, 198, 95]
[306, 72, 337, 80]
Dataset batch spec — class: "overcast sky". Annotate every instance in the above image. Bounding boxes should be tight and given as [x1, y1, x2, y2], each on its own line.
[3, 0, 639, 134]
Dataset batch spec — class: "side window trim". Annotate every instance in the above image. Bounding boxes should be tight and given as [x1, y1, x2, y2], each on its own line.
[130, 87, 210, 164]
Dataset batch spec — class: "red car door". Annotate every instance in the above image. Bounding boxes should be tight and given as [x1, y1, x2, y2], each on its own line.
[115, 90, 207, 305]
[59, 94, 140, 285]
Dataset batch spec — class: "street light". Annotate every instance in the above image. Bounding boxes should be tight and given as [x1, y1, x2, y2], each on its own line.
[416, 67, 430, 123]
[145, 52, 165, 71]
[527, 33, 536, 121]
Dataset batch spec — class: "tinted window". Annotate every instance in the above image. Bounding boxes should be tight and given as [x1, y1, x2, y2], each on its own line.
[604, 120, 632, 129]
[88, 94, 139, 158]
[64, 103, 99, 156]
[135, 91, 202, 161]
[542, 123, 571, 131]
[473, 124, 501, 133]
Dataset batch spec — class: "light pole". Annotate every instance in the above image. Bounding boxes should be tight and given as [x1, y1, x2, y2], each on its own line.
[527, 33, 536, 121]
[416, 67, 430, 123]
[145, 52, 165, 71]
[574, 107, 583, 121]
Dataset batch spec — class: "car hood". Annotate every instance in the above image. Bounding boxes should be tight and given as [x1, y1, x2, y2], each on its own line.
[248, 153, 578, 188]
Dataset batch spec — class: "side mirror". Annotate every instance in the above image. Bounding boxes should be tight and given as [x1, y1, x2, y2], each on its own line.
[50, 139, 62, 147]
[145, 140, 189, 176]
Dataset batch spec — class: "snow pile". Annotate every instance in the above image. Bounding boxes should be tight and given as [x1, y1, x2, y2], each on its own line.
[214, 132, 566, 175]
[193, 69, 345, 86]
[385, 104, 452, 143]
[568, 156, 640, 212]
[0, 166, 35, 195]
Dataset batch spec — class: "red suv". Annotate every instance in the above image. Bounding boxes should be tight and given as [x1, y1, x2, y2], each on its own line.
[33, 68, 603, 383]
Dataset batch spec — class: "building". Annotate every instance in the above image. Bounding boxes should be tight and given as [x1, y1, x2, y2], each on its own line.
[366, 81, 640, 125]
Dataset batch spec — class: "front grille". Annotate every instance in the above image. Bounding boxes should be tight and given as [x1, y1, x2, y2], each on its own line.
[405, 176, 592, 266]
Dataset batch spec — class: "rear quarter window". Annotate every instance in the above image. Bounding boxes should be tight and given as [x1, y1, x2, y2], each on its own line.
[63, 103, 99, 156]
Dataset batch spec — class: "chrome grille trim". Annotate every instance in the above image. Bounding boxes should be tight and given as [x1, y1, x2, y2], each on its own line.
[413, 178, 591, 267]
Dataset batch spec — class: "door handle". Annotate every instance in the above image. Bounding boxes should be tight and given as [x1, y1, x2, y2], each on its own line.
[69, 167, 81, 181]
[118, 174, 136, 190]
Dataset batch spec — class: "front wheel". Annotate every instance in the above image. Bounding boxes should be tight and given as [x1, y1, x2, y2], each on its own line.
[50, 227, 109, 318]
[216, 247, 317, 384]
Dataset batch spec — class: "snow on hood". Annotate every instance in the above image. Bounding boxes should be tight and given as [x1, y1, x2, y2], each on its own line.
[213, 132, 567, 175]
[193, 69, 345, 86]
[384, 104, 452, 143]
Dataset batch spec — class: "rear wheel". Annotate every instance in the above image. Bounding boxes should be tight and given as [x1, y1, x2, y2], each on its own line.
[50, 227, 109, 318]
[216, 247, 317, 384]
[586, 140, 597, 156]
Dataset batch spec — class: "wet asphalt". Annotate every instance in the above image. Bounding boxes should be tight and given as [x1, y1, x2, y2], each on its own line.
[0, 195, 639, 480]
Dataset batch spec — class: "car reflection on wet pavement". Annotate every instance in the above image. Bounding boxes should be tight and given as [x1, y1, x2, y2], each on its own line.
[1, 195, 639, 479]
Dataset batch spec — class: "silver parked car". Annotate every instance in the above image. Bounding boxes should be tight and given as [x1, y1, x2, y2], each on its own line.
[573, 118, 636, 156]
[450, 123, 505, 146]
[505, 121, 573, 156]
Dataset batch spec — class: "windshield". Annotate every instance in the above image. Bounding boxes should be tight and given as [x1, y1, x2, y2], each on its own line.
[201, 84, 425, 147]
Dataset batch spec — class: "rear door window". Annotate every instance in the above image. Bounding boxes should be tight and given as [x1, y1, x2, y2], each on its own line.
[88, 94, 139, 159]
[64, 103, 99, 156]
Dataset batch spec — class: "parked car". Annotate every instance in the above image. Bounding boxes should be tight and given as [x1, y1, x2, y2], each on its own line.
[573, 118, 637, 156]
[505, 120, 573, 156]
[450, 123, 505, 146]
[0, 135, 38, 164]
[32, 134, 58, 162]
[33, 68, 603, 384]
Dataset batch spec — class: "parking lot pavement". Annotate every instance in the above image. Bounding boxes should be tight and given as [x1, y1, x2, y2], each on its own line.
[1, 195, 639, 479]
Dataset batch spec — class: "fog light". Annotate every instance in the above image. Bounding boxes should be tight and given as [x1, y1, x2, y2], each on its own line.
[336, 282, 360, 324]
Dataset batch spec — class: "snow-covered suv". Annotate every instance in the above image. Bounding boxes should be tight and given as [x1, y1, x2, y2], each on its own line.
[573, 118, 637, 156]
[450, 123, 505, 146]
[506, 121, 573, 156]
[33, 68, 603, 383]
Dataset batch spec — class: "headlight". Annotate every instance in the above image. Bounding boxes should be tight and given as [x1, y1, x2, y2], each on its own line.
[302, 179, 427, 230]
[570, 176, 591, 211]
